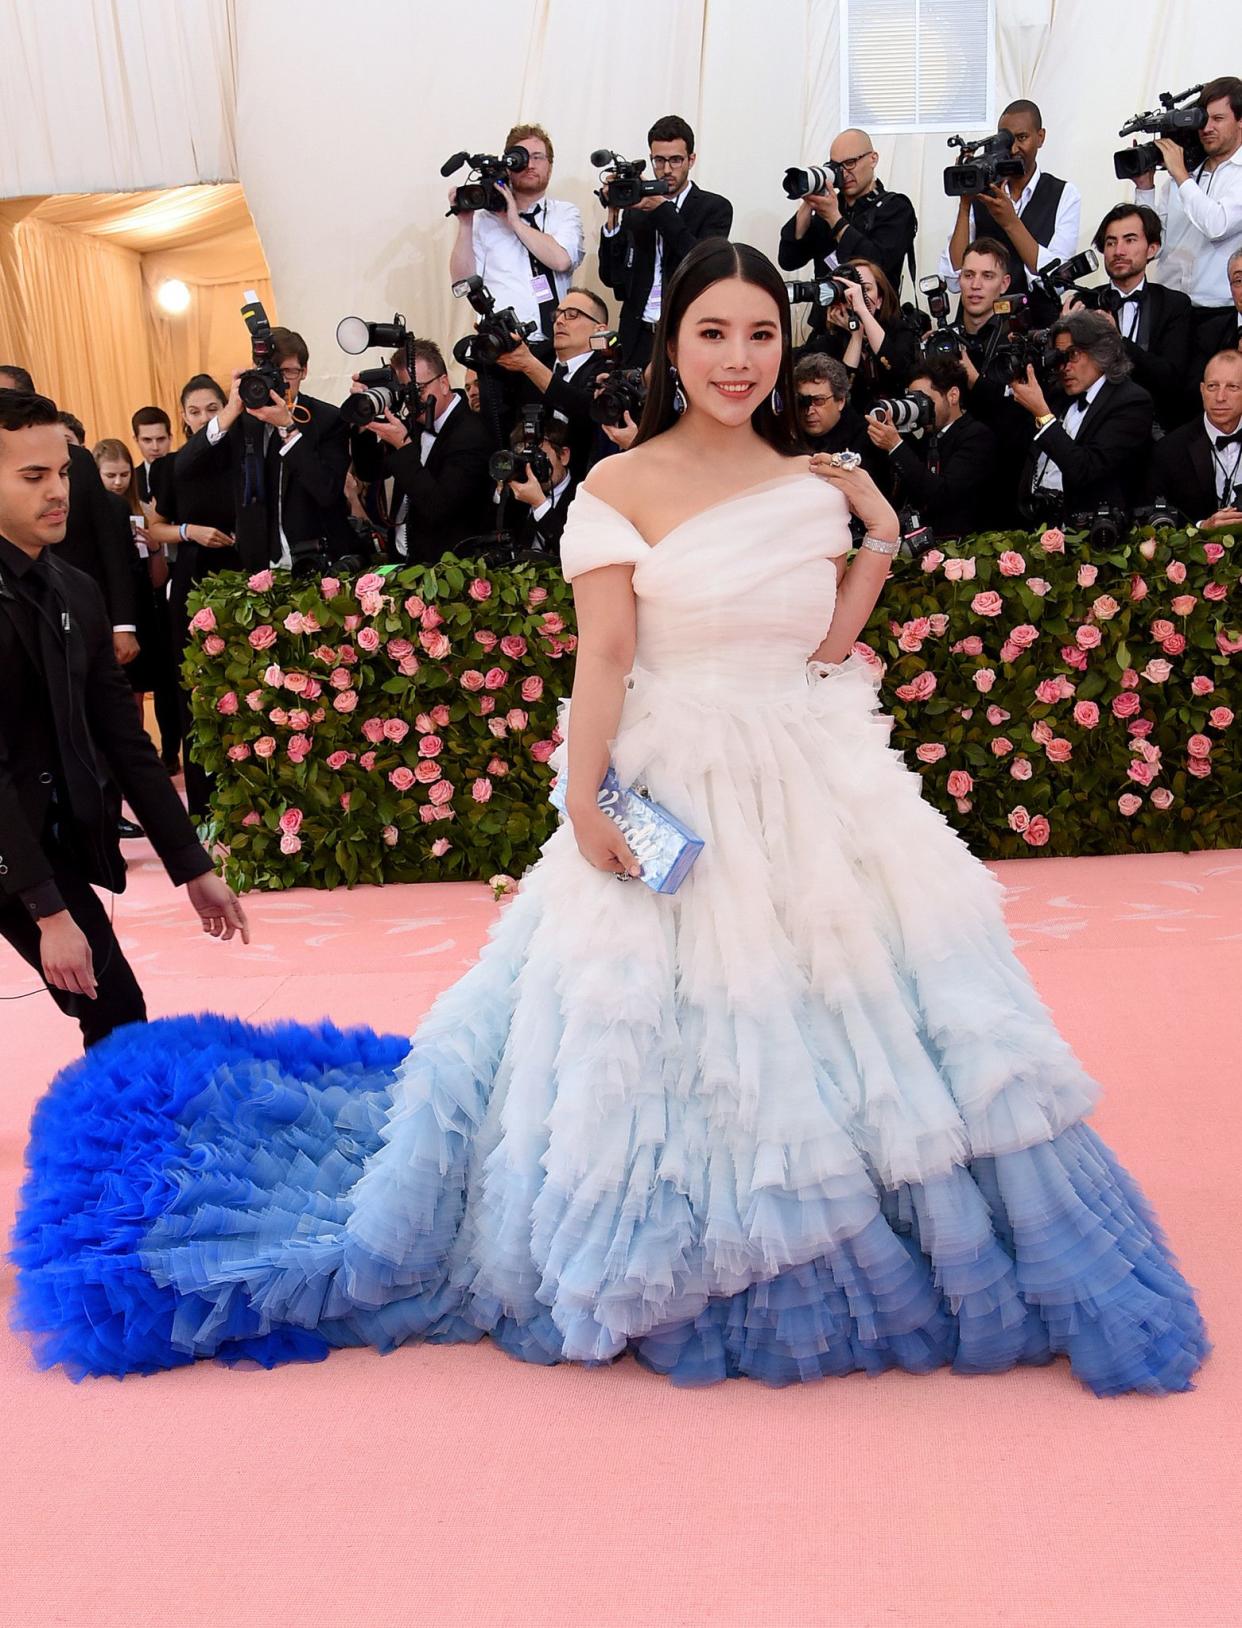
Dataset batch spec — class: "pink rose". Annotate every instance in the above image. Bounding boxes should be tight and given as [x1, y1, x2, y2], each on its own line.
[226, 743, 250, 762]
[414, 760, 441, 784]
[1136, 737, 1161, 764]
[991, 737, 1014, 756]
[303, 679, 323, 703]
[530, 739, 556, 763]
[1188, 757, 1213, 778]
[326, 750, 352, 770]
[248, 624, 277, 650]
[986, 705, 1010, 725]
[970, 591, 1004, 617]
[431, 806, 454, 822]
[330, 668, 352, 691]
[1138, 539, 1157, 560]
[972, 668, 996, 693]
[998, 550, 1026, 576]
[1118, 793, 1142, 817]
[387, 638, 414, 660]
[414, 713, 435, 733]
[242, 811, 261, 827]
[471, 777, 494, 803]
[431, 837, 451, 856]
[527, 586, 549, 606]
[418, 734, 443, 758]
[506, 709, 529, 731]
[254, 735, 277, 759]
[1091, 595, 1120, 621]
[247, 570, 274, 592]
[895, 671, 937, 702]
[1075, 624, 1102, 650]
[283, 611, 306, 636]
[398, 655, 419, 676]
[1141, 659, 1172, 683]
[339, 793, 351, 812]
[1150, 619, 1176, 642]
[279, 832, 302, 856]
[1218, 631, 1242, 655]
[943, 557, 976, 581]
[1009, 624, 1039, 649]
[1045, 737, 1073, 763]
[1010, 757, 1034, 781]
[1077, 564, 1099, 588]
[1128, 719, 1154, 739]
[1191, 676, 1216, 696]
[388, 766, 416, 791]
[359, 751, 376, 771]
[286, 708, 310, 732]
[468, 579, 493, 601]
[420, 605, 444, 630]
[1007, 805, 1030, 833]
[1161, 634, 1186, 656]
[1024, 815, 1051, 848]
[1127, 760, 1156, 787]
[216, 690, 239, 716]
[362, 717, 386, 744]
[478, 696, 496, 715]
[313, 644, 337, 665]
[286, 733, 311, 763]
[1170, 594, 1198, 616]
[1187, 734, 1213, 759]
[927, 614, 949, 636]
[1111, 691, 1142, 719]
[521, 676, 544, 703]
[915, 743, 947, 763]
[359, 592, 383, 617]
[1165, 560, 1187, 584]
[999, 639, 1022, 664]
[1130, 575, 1149, 602]
[1027, 578, 1051, 596]
[356, 572, 384, 595]
[428, 779, 454, 806]
[1061, 646, 1088, 672]
[357, 626, 381, 653]
[955, 797, 972, 814]
[946, 770, 973, 798]
[278, 808, 304, 836]
[320, 577, 341, 600]
[383, 718, 410, 742]
[403, 594, 425, 618]
[920, 549, 944, 573]
[268, 707, 289, 727]
[1120, 668, 1140, 690]
[1204, 582, 1228, 602]
[1209, 707, 1234, 729]
[1073, 700, 1100, 730]
[189, 607, 217, 634]
[475, 629, 499, 652]
[419, 631, 451, 660]
[283, 671, 310, 694]
[487, 756, 509, 776]
[333, 690, 359, 713]
[460, 669, 485, 692]
[483, 666, 507, 691]
[541, 612, 565, 634]
[1039, 529, 1065, 554]
[1151, 788, 1174, 810]
[499, 635, 527, 659]
[1031, 720, 1054, 745]
[246, 689, 264, 711]
[418, 805, 437, 825]
[1034, 677, 1075, 704]
[337, 645, 358, 666]
[959, 635, 984, 656]
[1203, 542, 1226, 563]
[203, 634, 225, 657]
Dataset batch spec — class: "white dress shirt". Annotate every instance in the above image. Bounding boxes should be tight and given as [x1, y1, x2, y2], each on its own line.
[471, 197, 584, 329]
[601, 184, 693, 325]
[1032, 374, 1106, 494]
[1107, 277, 1147, 342]
[531, 471, 572, 525]
[938, 164, 1082, 292]
[1204, 412, 1242, 502]
[1138, 147, 1242, 308]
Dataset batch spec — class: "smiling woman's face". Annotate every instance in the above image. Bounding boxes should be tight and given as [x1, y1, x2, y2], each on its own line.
[669, 276, 783, 425]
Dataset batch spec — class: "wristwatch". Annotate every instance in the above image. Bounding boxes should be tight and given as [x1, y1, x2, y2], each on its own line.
[1034, 412, 1056, 431]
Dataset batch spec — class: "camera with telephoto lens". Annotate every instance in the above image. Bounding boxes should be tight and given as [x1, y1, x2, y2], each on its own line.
[591, 149, 672, 209]
[1113, 85, 1206, 180]
[869, 391, 936, 435]
[781, 161, 846, 201]
[943, 130, 1026, 197]
[441, 146, 531, 214]
[335, 313, 415, 427]
[489, 404, 553, 487]
[785, 264, 865, 328]
[238, 292, 284, 410]
[451, 275, 538, 368]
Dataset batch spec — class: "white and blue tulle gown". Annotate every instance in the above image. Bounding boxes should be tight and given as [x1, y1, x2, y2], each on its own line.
[11, 472, 1209, 1392]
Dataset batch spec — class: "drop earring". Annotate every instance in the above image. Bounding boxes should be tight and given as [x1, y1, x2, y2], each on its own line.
[770, 385, 783, 414]
[670, 365, 687, 415]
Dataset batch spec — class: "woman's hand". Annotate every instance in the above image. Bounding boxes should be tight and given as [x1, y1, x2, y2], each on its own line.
[569, 805, 642, 880]
[865, 408, 902, 453]
[809, 455, 900, 539]
[189, 524, 235, 549]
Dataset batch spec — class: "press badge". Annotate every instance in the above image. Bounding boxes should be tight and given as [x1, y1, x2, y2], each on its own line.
[531, 273, 554, 305]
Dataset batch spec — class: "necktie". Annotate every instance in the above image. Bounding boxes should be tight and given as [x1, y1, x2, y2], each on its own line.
[520, 208, 556, 338]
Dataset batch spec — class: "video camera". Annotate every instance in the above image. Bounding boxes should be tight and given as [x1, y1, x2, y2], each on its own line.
[441, 146, 530, 214]
[943, 129, 1026, 197]
[489, 404, 553, 486]
[335, 314, 414, 428]
[451, 275, 538, 369]
[591, 149, 672, 209]
[782, 162, 846, 201]
[1113, 85, 1206, 180]
[785, 265, 865, 329]
[238, 292, 284, 410]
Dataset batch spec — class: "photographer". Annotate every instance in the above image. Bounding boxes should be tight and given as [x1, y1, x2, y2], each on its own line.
[777, 128, 917, 314]
[355, 340, 493, 564]
[503, 417, 576, 558]
[1135, 77, 1242, 330]
[1147, 347, 1242, 526]
[178, 328, 354, 574]
[803, 258, 918, 412]
[1193, 245, 1242, 369]
[1011, 310, 1154, 521]
[598, 116, 733, 366]
[448, 123, 584, 342]
[1064, 204, 1192, 429]
[865, 355, 999, 536]
[493, 287, 613, 478]
[793, 354, 887, 483]
[940, 100, 1081, 294]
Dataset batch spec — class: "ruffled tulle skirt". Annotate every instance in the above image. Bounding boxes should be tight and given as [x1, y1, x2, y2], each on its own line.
[10, 660, 1209, 1392]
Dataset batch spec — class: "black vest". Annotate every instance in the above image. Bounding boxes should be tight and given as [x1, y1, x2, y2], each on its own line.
[971, 173, 1067, 292]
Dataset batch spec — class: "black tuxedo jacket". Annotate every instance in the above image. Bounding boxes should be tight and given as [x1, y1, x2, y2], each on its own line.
[59, 444, 138, 627]
[1088, 283, 1195, 429]
[178, 395, 354, 572]
[778, 181, 918, 309]
[358, 397, 496, 565]
[1147, 417, 1238, 525]
[513, 477, 578, 560]
[599, 183, 734, 361]
[1192, 308, 1242, 376]
[1020, 377, 1154, 516]
[541, 352, 613, 481]
[0, 540, 211, 918]
[886, 414, 1000, 536]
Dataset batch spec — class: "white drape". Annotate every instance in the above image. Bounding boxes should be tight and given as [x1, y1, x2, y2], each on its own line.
[2, 0, 1240, 407]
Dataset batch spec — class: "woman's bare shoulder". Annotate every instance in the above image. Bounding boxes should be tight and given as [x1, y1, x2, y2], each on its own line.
[580, 445, 672, 512]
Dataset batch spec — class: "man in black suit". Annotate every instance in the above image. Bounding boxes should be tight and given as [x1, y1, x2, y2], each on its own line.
[355, 340, 494, 564]
[176, 327, 354, 574]
[0, 391, 247, 1048]
[0, 366, 139, 663]
[1192, 248, 1242, 376]
[598, 115, 733, 366]
[1063, 205, 1193, 431]
[1147, 349, 1242, 527]
[504, 417, 576, 558]
[865, 355, 1000, 536]
[130, 405, 173, 506]
[1010, 310, 1154, 521]
[792, 353, 888, 486]
[494, 288, 613, 480]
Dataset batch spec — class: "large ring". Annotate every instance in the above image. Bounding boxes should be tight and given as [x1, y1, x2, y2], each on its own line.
[827, 450, 861, 470]
[613, 872, 634, 882]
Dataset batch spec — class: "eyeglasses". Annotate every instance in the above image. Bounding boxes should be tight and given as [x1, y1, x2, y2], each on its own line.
[278, 364, 306, 381]
[796, 392, 837, 408]
[649, 154, 689, 170]
[522, 151, 550, 164]
[1051, 346, 1085, 368]
[415, 371, 447, 391]
[555, 307, 596, 322]
[832, 151, 874, 171]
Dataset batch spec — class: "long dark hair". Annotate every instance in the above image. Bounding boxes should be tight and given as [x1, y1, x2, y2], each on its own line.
[179, 372, 227, 439]
[634, 238, 804, 454]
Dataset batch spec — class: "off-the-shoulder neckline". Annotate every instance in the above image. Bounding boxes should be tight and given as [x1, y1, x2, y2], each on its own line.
[575, 471, 820, 553]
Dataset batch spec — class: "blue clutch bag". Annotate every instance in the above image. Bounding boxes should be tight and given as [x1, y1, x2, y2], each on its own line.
[550, 768, 704, 894]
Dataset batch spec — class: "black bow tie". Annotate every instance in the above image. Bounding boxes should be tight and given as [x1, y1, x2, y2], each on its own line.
[1106, 288, 1142, 311]
[1213, 430, 1242, 449]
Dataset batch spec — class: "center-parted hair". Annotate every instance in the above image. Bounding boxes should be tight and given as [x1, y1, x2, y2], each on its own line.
[1050, 310, 1132, 382]
[634, 238, 804, 454]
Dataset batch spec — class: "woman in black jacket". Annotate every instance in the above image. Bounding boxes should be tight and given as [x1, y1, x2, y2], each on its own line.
[804, 257, 920, 414]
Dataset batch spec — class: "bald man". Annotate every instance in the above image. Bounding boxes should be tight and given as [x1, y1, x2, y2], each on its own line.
[778, 126, 918, 321]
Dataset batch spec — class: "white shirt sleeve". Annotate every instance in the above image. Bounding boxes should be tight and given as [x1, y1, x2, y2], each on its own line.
[1175, 170, 1242, 244]
[937, 239, 962, 293]
[551, 202, 585, 270]
[205, 416, 225, 445]
[1039, 180, 1082, 271]
[277, 431, 302, 455]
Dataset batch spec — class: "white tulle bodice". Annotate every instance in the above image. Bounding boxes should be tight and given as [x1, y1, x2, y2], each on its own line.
[562, 474, 852, 701]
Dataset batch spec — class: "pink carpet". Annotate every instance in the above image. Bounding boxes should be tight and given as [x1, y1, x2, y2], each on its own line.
[2, 842, 1239, 1628]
